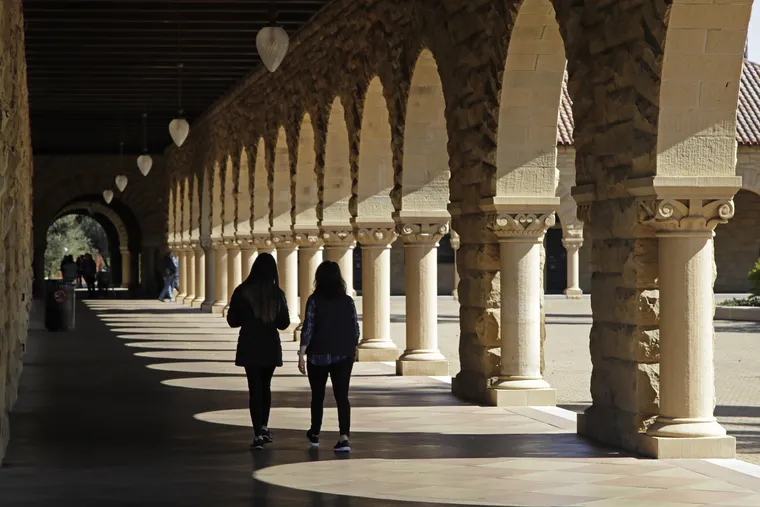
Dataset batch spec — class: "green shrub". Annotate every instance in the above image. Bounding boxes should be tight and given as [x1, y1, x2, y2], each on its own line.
[749, 258, 760, 299]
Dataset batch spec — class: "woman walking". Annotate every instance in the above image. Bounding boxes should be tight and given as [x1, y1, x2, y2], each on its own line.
[298, 261, 360, 452]
[227, 253, 290, 450]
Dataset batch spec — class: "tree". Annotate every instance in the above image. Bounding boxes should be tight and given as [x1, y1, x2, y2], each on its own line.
[75, 214, 109, 255]
[44, 215, 94, 278]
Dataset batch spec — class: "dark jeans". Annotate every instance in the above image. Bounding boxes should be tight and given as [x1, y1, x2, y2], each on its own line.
[307, 358, 354, 437]
[244, 366, 276, 437]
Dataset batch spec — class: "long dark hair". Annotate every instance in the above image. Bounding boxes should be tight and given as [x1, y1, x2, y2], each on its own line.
[242, 253, 280, 323]
[313, 261, 346, 299]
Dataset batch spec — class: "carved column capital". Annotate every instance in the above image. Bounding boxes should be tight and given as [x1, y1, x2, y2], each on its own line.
[638, 198, 735, 235]
[271, 232, 296, 249]
[320, 226, 356, 247]
[450, 230, 461, 251]
[355, 226, 397, 247]
[210, 238, 225, 250]
[489, 211, 555, 241]
[562, 238, 583, 253]
[200, 238, 212, 251]
[396, 220, 450, 245]
[237, 235, 255, 250]
[253, 234, 274, 250]
[294, 230, 323, 248]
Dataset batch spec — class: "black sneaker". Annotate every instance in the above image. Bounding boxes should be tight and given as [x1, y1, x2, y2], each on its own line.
[261, 428, 273, 444]
[334, 439, 350, 453]
[306, 429, 319, 447]
[251, 437, 265, 450]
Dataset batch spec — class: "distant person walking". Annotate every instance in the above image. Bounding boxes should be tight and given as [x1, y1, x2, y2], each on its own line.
[82, 253, 97, 295]
[226, 253, 290, 450]
[158, 252, 177, 302]
[298, 261, 360, 453]
[61, 255, 78, 283]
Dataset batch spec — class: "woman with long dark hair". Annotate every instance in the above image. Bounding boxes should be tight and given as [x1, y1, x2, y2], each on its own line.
[298, 260, 360, 453]
[227, 253, 290, 450]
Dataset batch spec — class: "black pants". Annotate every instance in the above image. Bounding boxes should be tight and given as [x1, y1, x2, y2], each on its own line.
[244, 366, 276, 437]
[307, 358, 354, 437]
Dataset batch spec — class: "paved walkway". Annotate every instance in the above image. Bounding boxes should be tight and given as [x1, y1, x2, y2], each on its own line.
[376, 296, 760, 465]
[3, 299, 760, 506]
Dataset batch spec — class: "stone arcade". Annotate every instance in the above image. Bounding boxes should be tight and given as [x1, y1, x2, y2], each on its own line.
[0, 0, 755, 464]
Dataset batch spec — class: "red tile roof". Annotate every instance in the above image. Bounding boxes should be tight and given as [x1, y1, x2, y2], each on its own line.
[557, 60, 760, 146]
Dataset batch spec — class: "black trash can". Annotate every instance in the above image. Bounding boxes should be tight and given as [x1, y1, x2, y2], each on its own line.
[44, 280, 75, 331]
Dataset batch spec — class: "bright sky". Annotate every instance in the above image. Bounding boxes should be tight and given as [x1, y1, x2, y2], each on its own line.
[748, 3, 760, 61]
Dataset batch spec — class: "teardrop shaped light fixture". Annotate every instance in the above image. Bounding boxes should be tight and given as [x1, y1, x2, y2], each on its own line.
[137, 112, 153, 176]
[103, 190, 114, 204]
[256, 26, 289, 73]
[169, 118, 190, 147]
[137, 155, 152, 176]
[115, 175, 128, 192]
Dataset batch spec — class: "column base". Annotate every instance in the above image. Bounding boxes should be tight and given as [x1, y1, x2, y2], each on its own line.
[488, 377, 555, 406]
[564, 287, 583, 299]
[356, 342, 399, 362]
[647, 416, 728, 439]
[182, 295, 195, 306]
[191, 297, 205, 309]
[222, 304, 230, 317]
[637, 433, 736, 459]
[396, 350, 448, 376]
[200, 301, 214, 312]
[211, 301, 226, 314]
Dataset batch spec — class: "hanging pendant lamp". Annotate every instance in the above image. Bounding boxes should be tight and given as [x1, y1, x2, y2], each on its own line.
[103, 190, 114, 204]
[169, 13, 190, 147]
[137, 112, 153, 176]
[256, 1, 289, 73]
[115, 175, 128, 192]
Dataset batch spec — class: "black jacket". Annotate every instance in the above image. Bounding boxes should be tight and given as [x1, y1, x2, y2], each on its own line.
[305, 294, 359, 358]
[226, 284, 290, 367]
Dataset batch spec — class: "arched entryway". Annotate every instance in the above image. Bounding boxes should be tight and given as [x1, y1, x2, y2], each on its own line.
[33, 196, 143, 297]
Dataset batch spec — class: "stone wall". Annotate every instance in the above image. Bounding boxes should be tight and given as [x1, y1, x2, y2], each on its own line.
[33, 155, 169, 295]
[0, 0, 33, 464]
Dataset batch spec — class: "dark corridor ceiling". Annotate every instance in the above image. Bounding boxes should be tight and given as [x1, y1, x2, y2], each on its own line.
[23, 0, 332, 155]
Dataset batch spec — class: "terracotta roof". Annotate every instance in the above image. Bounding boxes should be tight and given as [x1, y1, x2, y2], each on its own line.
[557, 60, 760, 146]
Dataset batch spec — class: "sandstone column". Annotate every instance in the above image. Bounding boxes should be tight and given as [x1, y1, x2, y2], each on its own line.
[642, 197, 734, 453]
[240, 238, 257, 280]
[294, 231, 323, 340]
[183, 246, 196, 305]
[223, 240, 242, 315]
[489, 211, 556, 406]
[192, 243, 206, 308]
[562, 237, 583, 299]
[322, 227, 356, 297]
[274, 233, 299, 332]
[355, 226, 399, 362]
[176, 247, 188, 302]
[120, 247, 131, 289]
[450, 230, 460, 300]
[395, 221, 449, 376]
[211, 240, 228, 314]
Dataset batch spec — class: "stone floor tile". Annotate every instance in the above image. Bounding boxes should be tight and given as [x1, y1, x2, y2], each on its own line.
[628, 489, 758, 505]
[513, 470, 620, 484]
[537, 483, 658, 499]
[478, 459, 590, 471]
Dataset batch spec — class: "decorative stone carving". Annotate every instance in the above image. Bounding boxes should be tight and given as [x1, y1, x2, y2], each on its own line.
[450, 230, 461, 251]
[252, 234, 274, 251]
[355, 226, 397, 246]
[200, 238, 212, 251]
[321, 227, 356, 247]
[271, 232, 296, 248]
[638, 198, 735, 233]
[562, 238, 583, 253]
[396, 221, 450, 244]
[489, 212, 555, 239]
[294, 231, 323, 248]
